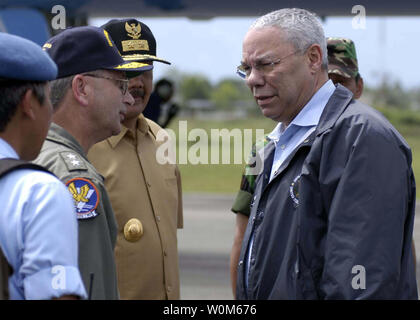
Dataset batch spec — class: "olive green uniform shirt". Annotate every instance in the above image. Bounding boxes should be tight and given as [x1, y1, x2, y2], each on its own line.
[88, 114, 183, 300]
[34, 123, 119, 300]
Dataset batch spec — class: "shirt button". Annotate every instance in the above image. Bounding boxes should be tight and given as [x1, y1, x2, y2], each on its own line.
[146, 182, 151, 187]
[167, 286, 172, 292]
[164, 251, 167, 257]
[280, 144, 286, 150]
[156, 215, 161, 222]
[238, 260, 243, 266]
[251, 258, 256, 265]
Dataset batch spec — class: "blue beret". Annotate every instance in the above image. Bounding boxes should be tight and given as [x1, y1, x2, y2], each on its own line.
[0, 32, 57, 81]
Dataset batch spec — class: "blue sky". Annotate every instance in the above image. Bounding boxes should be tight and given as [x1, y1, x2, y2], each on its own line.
[90, 16, 420, 89]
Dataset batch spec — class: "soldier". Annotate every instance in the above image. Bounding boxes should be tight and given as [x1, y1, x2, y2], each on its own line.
[0, 32, 86, 299]
[327, 37, 364, 99]
[34, 26, 152, 299]
[88, 19, 183, 300]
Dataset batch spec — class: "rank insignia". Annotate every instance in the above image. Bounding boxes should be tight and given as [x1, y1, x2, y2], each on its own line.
[60, 152, 87, 172]
[66, 178, 99, 219]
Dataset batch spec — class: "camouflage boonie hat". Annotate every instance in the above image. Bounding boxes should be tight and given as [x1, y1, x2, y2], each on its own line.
[327, 37, 359, 79]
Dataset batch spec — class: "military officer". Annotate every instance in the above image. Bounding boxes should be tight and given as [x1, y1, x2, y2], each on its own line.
[34, 26, 152, 299]
[88, 19, 183, 300]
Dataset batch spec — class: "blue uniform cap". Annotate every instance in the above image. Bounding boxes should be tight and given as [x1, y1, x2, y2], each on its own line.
[43, 26, 153, 79]
[0, 32, 57, 81]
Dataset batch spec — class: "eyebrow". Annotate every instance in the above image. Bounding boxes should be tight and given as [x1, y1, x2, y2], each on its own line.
[241, 53, 276, 65]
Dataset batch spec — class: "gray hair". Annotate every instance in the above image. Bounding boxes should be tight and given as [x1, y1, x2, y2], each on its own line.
[251, 8, 328, 69]
[50, 75, 75, 111]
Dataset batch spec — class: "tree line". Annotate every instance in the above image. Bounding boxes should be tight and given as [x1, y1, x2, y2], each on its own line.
[161, 70, 420, 113]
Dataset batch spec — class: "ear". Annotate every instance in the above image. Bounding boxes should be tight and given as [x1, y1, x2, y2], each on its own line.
[354, 76, 364, 99]
[19, 89, 37, 120]
[72, 75, 90, 107]
[306, 44, 323, 73]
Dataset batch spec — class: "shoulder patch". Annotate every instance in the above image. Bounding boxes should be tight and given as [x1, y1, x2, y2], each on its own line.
[66, 178, 100, 219]
[59, 152, 88, 172]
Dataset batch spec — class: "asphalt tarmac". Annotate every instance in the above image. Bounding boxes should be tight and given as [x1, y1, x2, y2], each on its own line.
[178, 193, 420, 300]
[178, 193, 235, 300]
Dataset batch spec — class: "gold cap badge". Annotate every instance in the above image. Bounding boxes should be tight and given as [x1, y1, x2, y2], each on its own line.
[124, 218, 144, 242]
[125, 22, 141, 40]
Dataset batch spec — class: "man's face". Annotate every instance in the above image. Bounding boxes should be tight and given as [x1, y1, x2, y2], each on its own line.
[89, 70, 132, 137]
[328, 73, 363, 99]
[125, 63, 154, 121]
[242, 27, 314, 125]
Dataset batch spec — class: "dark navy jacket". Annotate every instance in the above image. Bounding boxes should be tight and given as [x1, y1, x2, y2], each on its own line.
[236, 85, 418, 300]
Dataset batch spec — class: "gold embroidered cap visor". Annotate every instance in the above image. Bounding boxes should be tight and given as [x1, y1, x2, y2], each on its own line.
[122, 53, 171, 65]
[101, 18, 171, 66]
[114, 61, 154, 78]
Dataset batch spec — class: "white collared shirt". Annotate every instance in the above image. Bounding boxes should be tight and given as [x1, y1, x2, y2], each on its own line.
[268, 80, 336, 181]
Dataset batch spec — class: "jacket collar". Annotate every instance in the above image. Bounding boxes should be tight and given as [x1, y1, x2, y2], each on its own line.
[315, 84, 354, 135]
[47, 123, 86, 159]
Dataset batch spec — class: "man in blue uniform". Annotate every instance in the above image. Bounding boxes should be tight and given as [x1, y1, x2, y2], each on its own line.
[0, 32, 86, 299]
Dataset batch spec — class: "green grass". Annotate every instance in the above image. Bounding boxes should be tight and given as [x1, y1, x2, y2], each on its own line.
[168, 108, 420, 197]
[167, 117, 276, 194]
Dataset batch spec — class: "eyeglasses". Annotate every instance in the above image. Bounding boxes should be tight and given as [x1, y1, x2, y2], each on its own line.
[83, 73, 129, 95]
[236, 50, 300, 79]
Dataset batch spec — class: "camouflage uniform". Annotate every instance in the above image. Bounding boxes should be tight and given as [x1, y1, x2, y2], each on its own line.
[327, 37, 359, 79]
[231, 135, 270, 216]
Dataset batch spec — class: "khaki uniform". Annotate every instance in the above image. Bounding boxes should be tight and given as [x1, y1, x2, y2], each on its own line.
[34, 123, 119, 300]
[88, 114, 183, 299]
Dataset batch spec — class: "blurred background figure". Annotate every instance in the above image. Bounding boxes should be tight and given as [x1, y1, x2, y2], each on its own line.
[143, 78, 180, 128]
[327, 37, 364, 99]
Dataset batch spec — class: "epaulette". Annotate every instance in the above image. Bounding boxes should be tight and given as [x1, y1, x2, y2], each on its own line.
[59, 151, 88, 172]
